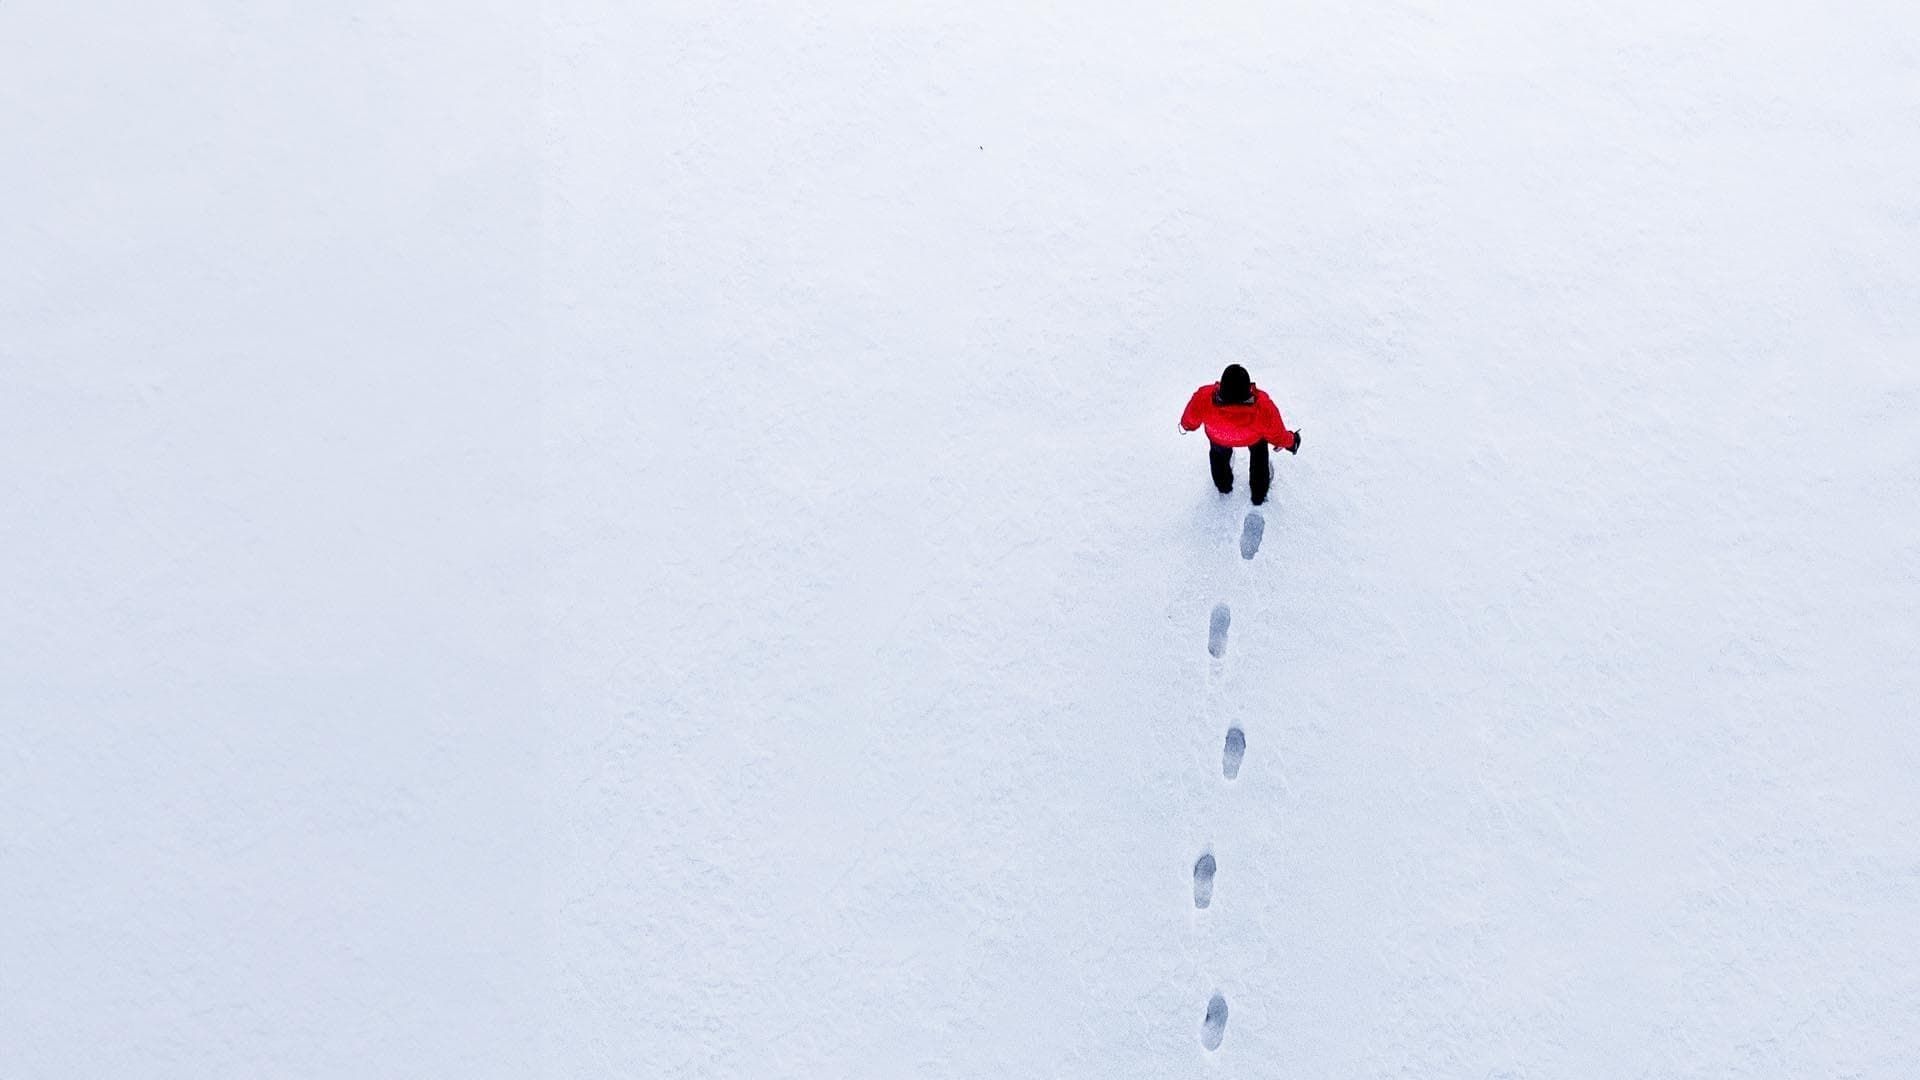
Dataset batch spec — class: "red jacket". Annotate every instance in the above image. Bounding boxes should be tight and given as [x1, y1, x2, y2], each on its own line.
[1181, 383, 1297, 450]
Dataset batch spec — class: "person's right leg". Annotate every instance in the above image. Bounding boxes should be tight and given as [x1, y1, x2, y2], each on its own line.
[1249, 441, 1272, 505]
[1209, 443, 1234, 493]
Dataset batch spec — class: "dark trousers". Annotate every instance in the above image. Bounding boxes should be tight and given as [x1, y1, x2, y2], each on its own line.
[1209, 441, 1271, 504]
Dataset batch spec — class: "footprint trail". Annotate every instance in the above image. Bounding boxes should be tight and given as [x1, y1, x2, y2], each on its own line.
[1202, 992, 1229, 1050]
[1239, 512, 1265, 560]
[1192, 852, 1216, 909]
[1207, 603, 1231, 658]
[1222, 727, 1245, 780]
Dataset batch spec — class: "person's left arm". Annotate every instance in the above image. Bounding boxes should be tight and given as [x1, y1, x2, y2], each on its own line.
[1261, 397, 1300, 453]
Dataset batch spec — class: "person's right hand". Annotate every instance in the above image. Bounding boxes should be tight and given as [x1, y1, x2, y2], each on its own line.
[1288, 430, 1303, 454]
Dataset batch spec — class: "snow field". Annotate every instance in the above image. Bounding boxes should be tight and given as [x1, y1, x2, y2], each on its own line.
[4, 1, 1919, 1077]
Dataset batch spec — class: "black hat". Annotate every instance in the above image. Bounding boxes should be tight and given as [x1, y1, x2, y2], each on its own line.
[1218, 364, 1253, 403]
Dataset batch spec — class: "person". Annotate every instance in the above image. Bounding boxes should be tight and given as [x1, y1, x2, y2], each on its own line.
[1179, 364, 1302, 505]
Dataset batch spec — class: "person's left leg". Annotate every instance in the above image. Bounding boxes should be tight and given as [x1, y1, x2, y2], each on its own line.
[1249, 441, 1272, 505]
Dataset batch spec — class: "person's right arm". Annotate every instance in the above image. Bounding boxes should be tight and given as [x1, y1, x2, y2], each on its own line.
[1180, 386, 1210, 432]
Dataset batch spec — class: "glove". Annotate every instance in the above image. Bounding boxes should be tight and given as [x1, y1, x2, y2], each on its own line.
[1287, 430, 1302, 455]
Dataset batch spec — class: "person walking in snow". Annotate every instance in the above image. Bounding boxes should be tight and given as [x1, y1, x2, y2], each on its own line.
[1179, 364, 1302, 506]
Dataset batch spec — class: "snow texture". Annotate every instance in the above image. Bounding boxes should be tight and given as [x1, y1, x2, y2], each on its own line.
[7, 2, 1920, 1078]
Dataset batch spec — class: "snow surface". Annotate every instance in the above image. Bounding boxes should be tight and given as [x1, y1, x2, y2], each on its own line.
[7, 2, 1920, 1077]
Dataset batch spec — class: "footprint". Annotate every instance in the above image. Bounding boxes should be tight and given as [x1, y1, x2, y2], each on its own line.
[1240, 511, 1265, 560]
[1207, 603, 1231, 658]
[1193, 852, 1216, 909]
[1222, 727, 1245, 780]
[1202, 992, 1229, 1051]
